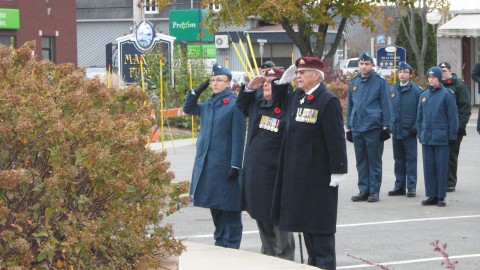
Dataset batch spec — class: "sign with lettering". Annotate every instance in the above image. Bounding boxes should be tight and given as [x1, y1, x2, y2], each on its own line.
[0, 8, 20, 29]
[169, 9, 213, 42]
[376, 46, 406, 69]
[116, 33, 175, 85]
[187, 44, 216, 58]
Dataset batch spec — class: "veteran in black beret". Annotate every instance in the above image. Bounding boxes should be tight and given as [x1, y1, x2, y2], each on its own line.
[237, 67, 295, 260]
[387, 61, 422, 198]
[271, 57, 348, 269]
[183, 63, 246, 248]
[416, 67, 458, 206]
[346, 52, 391, 203]
[438, 62, 471, 192]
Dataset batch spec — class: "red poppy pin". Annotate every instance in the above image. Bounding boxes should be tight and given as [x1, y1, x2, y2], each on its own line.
[274, 107, 281, 114]
[307, 94, 314, 101]
[223, 97, 229, 104]
[447, 79, 452, 84]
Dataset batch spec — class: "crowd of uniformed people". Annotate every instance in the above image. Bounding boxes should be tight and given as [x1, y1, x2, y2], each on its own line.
[182, 53, 473, 269]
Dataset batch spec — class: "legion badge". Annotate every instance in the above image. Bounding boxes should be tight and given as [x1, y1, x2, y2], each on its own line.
[299, 59, 305, 65]
[353, 85, 358, 91]
[391, 93, 395, 98]
[422, 97, 427, 102]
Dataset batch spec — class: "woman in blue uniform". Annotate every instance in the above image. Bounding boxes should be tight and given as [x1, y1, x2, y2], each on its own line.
[416, 67, 458, 207]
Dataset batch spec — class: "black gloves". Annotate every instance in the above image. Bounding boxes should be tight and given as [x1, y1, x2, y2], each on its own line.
[228, 167, 239, 180]
[411, 128, 417, 136]
[449, 140, 456, 145]
[193, 79, 210, 95]
[458, 128, 466, 137]
[346, 131, 353, 143]
[380, 127, 391, 142]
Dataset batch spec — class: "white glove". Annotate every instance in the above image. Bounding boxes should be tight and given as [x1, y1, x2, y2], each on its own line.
[330, 174, 346, 187]
[278, 65, 297, 84]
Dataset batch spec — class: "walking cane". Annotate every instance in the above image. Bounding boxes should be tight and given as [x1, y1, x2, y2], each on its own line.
[298, 232, 304, 264]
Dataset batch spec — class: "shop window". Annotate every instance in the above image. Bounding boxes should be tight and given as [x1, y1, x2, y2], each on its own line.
[42, 36, 55, 62]
[0, 35, 15, 48]
[144, 0, 158, 14]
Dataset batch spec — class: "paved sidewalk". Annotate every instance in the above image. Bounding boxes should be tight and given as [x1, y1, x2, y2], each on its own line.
[179, 241, 318, 270]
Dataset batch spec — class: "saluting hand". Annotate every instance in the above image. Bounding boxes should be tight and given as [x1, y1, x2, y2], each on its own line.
[247, 76, 266, 90]
[193, 79, 210, 95]
[278, 65, 297, 84]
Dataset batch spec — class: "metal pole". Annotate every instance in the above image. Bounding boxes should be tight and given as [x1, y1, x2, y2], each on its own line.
[298, 232, 304, 264]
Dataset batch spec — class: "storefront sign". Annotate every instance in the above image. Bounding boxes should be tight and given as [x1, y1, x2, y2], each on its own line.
[0, 8, 20, 29]
[169, 9, 213, 42]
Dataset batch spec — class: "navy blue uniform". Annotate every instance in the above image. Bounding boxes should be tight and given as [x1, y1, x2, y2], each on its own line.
[183, 88, 246, 248]
[347, 71, 391, 196]
[389, 81, 422, 191]
[416, 85, 458, 200]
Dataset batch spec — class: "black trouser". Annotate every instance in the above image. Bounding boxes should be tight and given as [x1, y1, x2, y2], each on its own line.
[303, 233, 336, 270]
[447, 135, 463, 188]
[256, 220, 295, 260]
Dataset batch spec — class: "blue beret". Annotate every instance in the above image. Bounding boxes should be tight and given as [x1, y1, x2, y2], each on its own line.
[212, 63, 232, 79]
[358, 52, 373, 62]
[397, 61, 412, 71]
[427, 66, 442, 81]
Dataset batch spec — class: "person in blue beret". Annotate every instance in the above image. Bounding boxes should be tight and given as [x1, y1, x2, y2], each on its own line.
[387, 61, 422, 198]
[346, 52, 391, 203]
[438, 62, 471, 192]
[416, 67, 458, 207]
[183, 63, 246, 248]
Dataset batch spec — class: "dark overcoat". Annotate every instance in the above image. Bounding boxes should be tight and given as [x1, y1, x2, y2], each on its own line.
[236, 84, 289, 224]
[183, 88, 246, 211]
[272, 83, 348, 234]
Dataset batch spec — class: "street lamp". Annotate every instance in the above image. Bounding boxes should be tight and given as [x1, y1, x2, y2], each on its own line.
[257, 39, 267, 66]
[426, 12, 442, 25]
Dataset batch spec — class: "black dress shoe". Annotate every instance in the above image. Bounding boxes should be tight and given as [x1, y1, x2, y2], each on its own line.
[351, 192, 369, 202]
[367, 193, 380, 202]
[437, 198, 446, 207]
[446, 187, 455, 192]
[406, 189, 416, 197]
[388, 188, 406, 196]
[421, 197, 438, 206]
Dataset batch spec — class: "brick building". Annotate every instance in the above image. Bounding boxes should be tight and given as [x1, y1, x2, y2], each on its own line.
[0, 0, 77, 66]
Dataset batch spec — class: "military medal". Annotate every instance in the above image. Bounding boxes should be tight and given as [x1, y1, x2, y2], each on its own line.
[295, 108, 318, 124]
[259, 115, 280, 132]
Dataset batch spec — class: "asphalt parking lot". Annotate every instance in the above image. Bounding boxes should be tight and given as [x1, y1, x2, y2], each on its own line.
[160, 117, 480, 269]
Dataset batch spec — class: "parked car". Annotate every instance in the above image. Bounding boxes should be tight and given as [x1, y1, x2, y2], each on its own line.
[339, 58, 360, 77]
[339, 57, 393, 78]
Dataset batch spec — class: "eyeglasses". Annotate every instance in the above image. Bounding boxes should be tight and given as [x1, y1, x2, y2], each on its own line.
[210, 78, 230, 83]
[295, 69, 316, 75]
